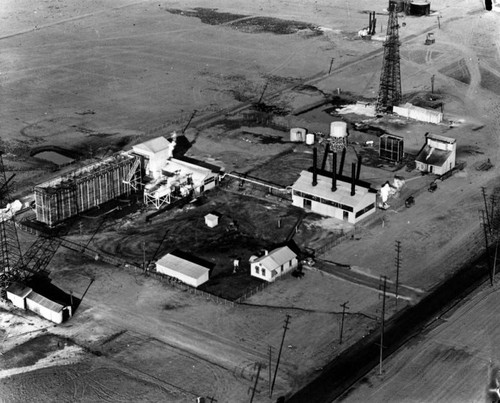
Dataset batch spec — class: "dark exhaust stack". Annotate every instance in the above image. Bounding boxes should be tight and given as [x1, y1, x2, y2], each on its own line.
[356, 154, 362, 180]
[312, 147, 318, 186]
[321, 143, 330, 171]
[338, 147, 346, 176]
[331, 152, 337, 192]
[351, 162, 356, 196]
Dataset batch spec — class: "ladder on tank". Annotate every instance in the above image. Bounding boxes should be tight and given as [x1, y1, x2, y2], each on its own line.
[123, 157, 141, 190]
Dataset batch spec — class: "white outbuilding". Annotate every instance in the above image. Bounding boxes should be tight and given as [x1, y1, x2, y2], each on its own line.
[132, 136, 175, 179]
[6, 282, 32, 309]
[250, 246, 298, 282]
[156, 252, 211, 288]
[205, 213, 219, 228]
[415, 133, 456, 176]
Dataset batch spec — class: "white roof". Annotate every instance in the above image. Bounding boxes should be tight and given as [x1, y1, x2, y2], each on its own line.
[156, 253, 210, 280]
[254, 246, 297, 270]
[162, 158, 211, 185]
[400, 103, 442, 117]
[132, 137, 172, 155]
[26, 291, 64, 313]
[292, 171, 376, 211]
[6, 282, 32, 298]
[426, 133, 456, 144]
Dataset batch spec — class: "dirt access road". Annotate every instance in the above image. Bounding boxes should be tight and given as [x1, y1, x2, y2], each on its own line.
[2, 0, 500, 402]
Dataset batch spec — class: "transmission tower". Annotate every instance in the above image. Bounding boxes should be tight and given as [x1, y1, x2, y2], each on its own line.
[376, 6, 402, 113]
[0, 152, 24, 297]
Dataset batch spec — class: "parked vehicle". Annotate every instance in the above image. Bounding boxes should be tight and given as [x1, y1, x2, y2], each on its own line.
[405, 196, 415, 208]
[428, 182, 438, 192]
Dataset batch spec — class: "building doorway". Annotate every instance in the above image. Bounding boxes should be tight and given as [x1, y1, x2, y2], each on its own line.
[303, 199, 312, 210]
[343, 211, 349, 221]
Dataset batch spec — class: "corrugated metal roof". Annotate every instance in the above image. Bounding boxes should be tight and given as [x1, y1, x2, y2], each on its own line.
[132, 136, 172, 155]
[254, 246, 297, 270]
[292, 171, 376, 211]
[26, 291, 64, 313]
[6, 282, 32, 298]
[426, 133, 456, 144]
[156, 253, 210, 280]
[415, 145, 451, 166]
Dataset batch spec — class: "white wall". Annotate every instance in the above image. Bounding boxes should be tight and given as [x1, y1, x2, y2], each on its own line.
[156, 266, 209, 287]
[7, 292, 26, 310]
[251, 258, 298, 282]
[25, 298, 63, 324]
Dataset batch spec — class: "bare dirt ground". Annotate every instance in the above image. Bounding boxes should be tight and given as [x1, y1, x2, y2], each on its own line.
[1, 0, 500, 402]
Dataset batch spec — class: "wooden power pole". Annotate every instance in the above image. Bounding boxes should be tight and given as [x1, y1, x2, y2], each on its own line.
[395, 240, 402, 305]
[339, 301, 349, 344]
[379, 276, 388, 375]
[271, 314, 291, 397]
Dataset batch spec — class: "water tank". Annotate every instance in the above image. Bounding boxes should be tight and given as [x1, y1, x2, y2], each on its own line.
[290, 127, 306, 142]
[330, 121, 348, 138]
[305, 133, 315, 145]
[409, 1, 430, 16]
[389, 0, 406, 12]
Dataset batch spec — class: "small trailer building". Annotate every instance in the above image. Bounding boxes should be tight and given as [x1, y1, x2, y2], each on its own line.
[415, 133, 456, 175]
[250, 246, 298, 282]
[6, 282, 71, 324]
[155, 252, 211, 288]
[393, 103, 443, 124]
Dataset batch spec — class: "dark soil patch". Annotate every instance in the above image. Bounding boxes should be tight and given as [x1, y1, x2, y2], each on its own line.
[0, 333, 75, 370]
[480, 67, 500, 96]
[403, 91, 444, 110]
[166, 8, 247, 25]
[439, 59, 471, 85]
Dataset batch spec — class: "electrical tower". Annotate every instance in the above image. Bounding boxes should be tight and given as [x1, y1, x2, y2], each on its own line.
[376, 6, 402, 113]
[0, 152, 24, 297]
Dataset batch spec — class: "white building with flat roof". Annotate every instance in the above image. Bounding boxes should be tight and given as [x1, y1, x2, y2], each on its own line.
[291, 170, 377, 224]
[156, 252, 210, 288]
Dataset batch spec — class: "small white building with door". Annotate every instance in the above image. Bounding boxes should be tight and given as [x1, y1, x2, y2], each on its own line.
[250, 246, 298, 282]
[155, 252, 210, 288]
[415, 133, 456, 176]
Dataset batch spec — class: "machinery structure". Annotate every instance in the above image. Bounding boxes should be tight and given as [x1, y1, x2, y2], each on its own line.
[0, 153, 23, 297]
[376, 6, 402, 114]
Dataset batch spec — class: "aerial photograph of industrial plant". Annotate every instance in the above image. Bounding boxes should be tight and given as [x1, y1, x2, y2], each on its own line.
[2, 0, 500, 402]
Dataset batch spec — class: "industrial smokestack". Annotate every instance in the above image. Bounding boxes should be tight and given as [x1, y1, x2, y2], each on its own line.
[312, 147, 318, 186]
[338, 147, 346, 176]
[356, 154, 362, 180]
[321, 143, 330, 171]
[331, 152, 337, 192]
[351, 162, 356, 196]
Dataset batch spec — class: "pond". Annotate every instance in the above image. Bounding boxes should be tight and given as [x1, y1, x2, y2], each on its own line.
[33, 151, 74, 166]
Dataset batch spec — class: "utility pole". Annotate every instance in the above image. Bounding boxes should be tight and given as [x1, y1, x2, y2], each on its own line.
[379, 276, 388, 375]
[257, 82, 269, 104]
[339, 301, 349, 344]
[248, 363, 262, 403]
[481, 209, 493, 286]
[328, 58, 334, 75]
[437, 15, 441, 29]
[271, 314, 291, 397]
[142, 241, 146, 272]
[431, 75, 435, 94]
[182, 109, 197, 133]
[482, 187, 492, 236]
[395, 240, 402, 305]
[268, 345, 273, 397]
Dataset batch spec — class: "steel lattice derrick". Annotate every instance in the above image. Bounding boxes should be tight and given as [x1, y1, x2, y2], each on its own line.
[0, 153, 24, 294]
[376, 7, 402, 114]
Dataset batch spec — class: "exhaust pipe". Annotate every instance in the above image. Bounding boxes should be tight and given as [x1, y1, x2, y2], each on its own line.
[331, 152, 337, 192]
[338, 147, 346, 176]
[312, 147, 318, 186]
[356, 154, 362, 180]
[351, 162, 356, 196]
[321, 143, 330, 171]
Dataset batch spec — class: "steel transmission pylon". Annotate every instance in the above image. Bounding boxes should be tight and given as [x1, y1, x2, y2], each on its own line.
[376, 6, 402, 113]
[0, 152, 24, 297]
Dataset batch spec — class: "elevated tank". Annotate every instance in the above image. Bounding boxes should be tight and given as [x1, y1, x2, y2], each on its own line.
[389, 0, 406, 12]
[290, 127, 306, 142]
[409, 1, 430, 16]
[330, 121, 348, 138]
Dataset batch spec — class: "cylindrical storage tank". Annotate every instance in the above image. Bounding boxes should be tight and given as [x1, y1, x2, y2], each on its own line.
[389, 0, 406, 12]
[409, 1, 430, 16]
[330, 121, 348, 138]
[290, 127, 306, 142]
[305, 133, 315, 145]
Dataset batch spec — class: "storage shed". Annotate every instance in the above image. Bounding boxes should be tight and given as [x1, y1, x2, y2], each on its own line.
[393, 103, 442, 124]
[6, 282, 32, 310]
[25, 291, 67, 324]
[250, 246, 298, 282]
[415, 133, 456, 175]
[205, 213, 219, 228]
[156, 252, 210, 288]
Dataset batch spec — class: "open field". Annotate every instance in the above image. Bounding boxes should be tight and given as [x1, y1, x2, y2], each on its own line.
[2, 0, 500, 402]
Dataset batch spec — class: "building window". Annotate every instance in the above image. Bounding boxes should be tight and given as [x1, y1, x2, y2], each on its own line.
[261, 268, 266, 276]
[254, 267, 259, 274]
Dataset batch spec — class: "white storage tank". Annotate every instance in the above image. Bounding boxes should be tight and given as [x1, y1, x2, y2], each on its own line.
[290, 127, 307, 142]
[330, 121, 348, 138]
[305, 133, 315, 145]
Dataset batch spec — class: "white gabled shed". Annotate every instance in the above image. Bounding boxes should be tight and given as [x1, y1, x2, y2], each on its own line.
[250, 246, 298, 282]
[156, 253, 210, 288]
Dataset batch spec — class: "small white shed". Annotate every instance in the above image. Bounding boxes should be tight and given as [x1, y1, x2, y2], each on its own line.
[205, 213, 219, 228]
[250, 246, 298, 282]
[6, 282, 32, 310]
[156, 253, 210, 288]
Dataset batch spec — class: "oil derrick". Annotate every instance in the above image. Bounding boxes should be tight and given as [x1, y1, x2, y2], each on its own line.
[0, 152, 24, 297]
[376, 6, 402, 114]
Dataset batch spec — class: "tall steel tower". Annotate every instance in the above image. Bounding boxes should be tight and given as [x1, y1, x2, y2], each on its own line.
[376, 6, 402, 113]
[0, 152, 23, 297]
